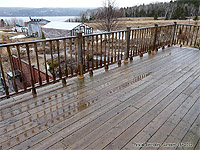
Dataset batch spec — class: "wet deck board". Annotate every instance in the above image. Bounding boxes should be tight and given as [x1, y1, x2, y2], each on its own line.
[0, 46, 200, 150]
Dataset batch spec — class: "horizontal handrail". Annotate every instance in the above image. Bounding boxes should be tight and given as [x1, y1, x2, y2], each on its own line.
[177, 24, 200, 27]
[0, 36, 77, 47]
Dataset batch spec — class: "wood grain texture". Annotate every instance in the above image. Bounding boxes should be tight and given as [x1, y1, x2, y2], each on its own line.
[0, 46, 199, 150]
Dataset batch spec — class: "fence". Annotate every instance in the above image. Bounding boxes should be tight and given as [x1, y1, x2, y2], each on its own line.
[0, 22, 199, 99]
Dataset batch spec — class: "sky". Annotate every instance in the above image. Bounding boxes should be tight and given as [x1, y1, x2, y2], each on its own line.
[0, 0, 171, 8]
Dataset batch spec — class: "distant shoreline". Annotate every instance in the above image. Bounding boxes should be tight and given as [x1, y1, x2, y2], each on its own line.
[0, 7, 90, 18]
[0, 16, 78, 22]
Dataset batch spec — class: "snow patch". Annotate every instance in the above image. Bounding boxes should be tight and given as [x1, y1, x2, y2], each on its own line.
[10, 35, 26, 39]
[42, 21, 82, 30]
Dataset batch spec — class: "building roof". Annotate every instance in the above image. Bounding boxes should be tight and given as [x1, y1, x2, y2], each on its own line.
[28, 18, 50, 25]
[42, 21, 83, 30]
[16, 24, 24, 27]
[30, 18, 50, 22]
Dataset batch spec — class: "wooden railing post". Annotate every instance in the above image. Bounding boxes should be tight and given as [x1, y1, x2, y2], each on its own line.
[77, 31, 84, 79]
[153, 24, 158, 51]
[26, 44, 37, 97]
[171, 22, 177, 45]
[124, 26, 131, 63]
[0, 54, 9, 98]
[7, 47, 18, 93]
[194, 26, 199, 47]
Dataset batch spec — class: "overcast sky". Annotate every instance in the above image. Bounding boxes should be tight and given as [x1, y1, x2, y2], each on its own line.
[0, 0, 171, 8]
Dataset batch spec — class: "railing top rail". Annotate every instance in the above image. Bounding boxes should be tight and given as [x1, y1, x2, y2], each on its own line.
[82, 29, 127, 38]
[177, 23, 200, 27]
[0, 36, 77, 48]
[157, 24, 175, 27]
[130, 24, 175, 30]
[83, 24, 175, 37]
[131, 26, 155, 30]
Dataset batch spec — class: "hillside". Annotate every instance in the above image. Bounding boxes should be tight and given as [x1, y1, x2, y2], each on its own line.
[0, 7, 90, 17]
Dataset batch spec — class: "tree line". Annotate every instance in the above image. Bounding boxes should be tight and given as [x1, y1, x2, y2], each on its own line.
[121, 0, 200, 20]
[66, 0, 200, 32]
[78, 0, 200, 24]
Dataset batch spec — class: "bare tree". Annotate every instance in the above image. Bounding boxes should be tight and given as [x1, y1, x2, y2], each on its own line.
[4, 18, 24, 26]
[96, 0, 122, 31]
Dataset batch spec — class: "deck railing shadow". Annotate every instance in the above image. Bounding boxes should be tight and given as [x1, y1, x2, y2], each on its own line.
[0, 22, 199, 99]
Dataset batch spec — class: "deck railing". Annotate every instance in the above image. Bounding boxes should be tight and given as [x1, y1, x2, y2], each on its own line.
[0, 23, 199, 99]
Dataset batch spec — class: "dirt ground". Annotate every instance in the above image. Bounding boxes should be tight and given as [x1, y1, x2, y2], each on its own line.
[0, 26, 39, 43]
[87, 17, 199, 30]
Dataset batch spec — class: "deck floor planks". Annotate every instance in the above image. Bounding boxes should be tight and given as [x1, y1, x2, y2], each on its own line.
[159, 101, 200, 150]
[158, 87, 200, 150]
[122, 76, 200, 150]
[85, 60, 200, 150]
[38, 48, 191, 132]
[46, 142, 67, 150]
[0, 48, 191, 109]
[123, 84, 200, 150]
[0, 46, 185, 115]
[28, 48, 198, 149]
[138, 89, 200, 150]
[0, 47, 199, 150]
[0, 46, 192, 132]
[8, 96, 121, 150]
[70, 93, 188, 150]
[113, 50, 198, 101]
[146, 98, 200, 150]
[11, 56, 200, 150]
[59, 55, 200, 149]
[1, 49, 197, 148]
[177, 114, 200, 150]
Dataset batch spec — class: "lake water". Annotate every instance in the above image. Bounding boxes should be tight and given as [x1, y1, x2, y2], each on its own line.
[0, 16, 78, 22]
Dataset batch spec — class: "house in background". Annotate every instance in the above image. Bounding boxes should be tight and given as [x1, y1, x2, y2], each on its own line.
[29, 18, 50, 25]
[41, 21, 93, 38]
[26, 18, 50, 37]
[14, 24, 28, 33]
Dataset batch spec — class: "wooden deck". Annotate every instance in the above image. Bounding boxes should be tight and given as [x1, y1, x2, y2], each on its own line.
[0, 46, 200, 150]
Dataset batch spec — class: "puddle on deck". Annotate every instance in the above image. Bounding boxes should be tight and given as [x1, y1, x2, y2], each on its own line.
[1, 88, 98, 149]
[107, 72, 152, 95]
[1, 71, 153, 148]
[161, 52, 171, 58]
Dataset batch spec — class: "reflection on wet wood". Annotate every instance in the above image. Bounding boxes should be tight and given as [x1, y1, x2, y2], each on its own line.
[0, 47, 200, 150]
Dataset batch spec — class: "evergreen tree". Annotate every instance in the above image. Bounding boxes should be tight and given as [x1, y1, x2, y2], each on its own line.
[193, 14, 199, 20]
[154, 13, 158, 20]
